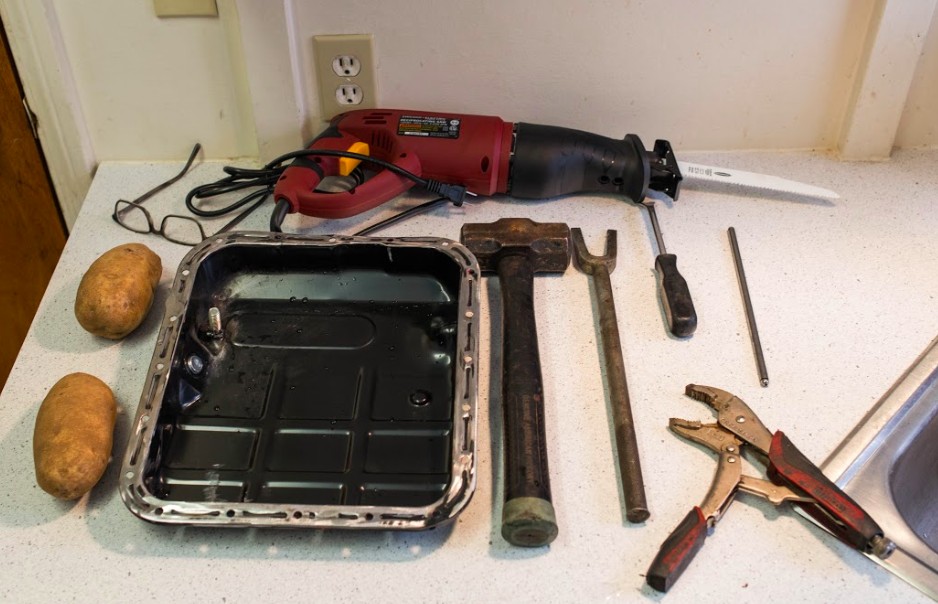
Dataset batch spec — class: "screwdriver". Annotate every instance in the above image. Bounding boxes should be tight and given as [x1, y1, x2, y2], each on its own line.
[641, 200, 697, 337]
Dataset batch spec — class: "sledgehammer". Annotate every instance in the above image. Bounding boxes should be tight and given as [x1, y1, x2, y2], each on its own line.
[460, 218, 570, 547]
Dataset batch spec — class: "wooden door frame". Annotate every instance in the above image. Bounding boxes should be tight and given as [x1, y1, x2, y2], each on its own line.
[0, 0, 94, 230]
[0, 14, 67, 390]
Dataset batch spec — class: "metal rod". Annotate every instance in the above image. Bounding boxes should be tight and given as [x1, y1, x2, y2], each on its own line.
[728, 227, 769, 387]
[591, 266, 650, 522]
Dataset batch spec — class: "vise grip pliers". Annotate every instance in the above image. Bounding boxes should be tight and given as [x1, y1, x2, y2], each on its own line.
[646, 384, 895, 592]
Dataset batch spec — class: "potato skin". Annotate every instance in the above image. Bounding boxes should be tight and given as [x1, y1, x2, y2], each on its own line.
[33, 373, 117, 500]
[75, 243, 161, 339]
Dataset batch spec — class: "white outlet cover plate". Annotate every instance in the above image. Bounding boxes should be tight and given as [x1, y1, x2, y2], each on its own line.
[313, 34, 377, 118]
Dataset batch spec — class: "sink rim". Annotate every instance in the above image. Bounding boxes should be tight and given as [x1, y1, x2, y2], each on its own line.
[820, 334, 938, 601]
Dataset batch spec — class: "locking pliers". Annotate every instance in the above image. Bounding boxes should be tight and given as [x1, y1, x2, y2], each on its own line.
[646, 384, 895, 593]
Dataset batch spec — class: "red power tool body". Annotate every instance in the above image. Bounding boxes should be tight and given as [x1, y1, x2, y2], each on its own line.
[273, 108, 683, 218]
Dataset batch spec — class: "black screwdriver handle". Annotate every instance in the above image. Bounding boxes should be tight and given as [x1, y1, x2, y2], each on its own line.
[654, 253, 697, 337]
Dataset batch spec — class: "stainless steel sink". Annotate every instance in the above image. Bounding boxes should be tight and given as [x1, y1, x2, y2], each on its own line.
[822, 335, 938, 600]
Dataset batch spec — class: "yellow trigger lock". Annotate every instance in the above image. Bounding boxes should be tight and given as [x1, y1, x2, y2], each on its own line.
[339, 142, 370, 176]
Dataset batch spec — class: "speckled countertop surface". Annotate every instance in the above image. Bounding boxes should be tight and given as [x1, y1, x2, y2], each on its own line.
[1, 150, 937, 603]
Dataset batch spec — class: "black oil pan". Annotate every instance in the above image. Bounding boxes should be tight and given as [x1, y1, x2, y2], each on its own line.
[120, 232, 479, 529]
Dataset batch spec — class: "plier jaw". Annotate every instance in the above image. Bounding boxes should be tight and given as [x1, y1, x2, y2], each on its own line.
[647, 385, 896, 593]
[684, 384, 773, 454]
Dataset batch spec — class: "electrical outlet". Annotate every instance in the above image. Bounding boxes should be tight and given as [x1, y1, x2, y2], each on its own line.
[336, 84, 364, 106]
[332, 56, 361, 77]
[314, 34, 377, 119]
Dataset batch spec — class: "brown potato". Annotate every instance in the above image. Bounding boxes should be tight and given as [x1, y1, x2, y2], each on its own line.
[33, 373, 117, 500]
[75, 243, 161, 339]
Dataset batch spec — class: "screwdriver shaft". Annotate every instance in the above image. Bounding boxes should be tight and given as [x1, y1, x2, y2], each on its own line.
[643, 202, 668, 254]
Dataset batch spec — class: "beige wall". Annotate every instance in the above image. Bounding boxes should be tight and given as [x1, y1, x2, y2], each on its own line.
[33, 0, 938, 163]
[292, 0, 876, 152]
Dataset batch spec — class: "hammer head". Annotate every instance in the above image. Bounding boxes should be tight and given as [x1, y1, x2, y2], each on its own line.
[460, 218, 570, 273]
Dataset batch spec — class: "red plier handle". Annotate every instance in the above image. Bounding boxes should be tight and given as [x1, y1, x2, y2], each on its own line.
[646, 385, 895, 593]
[767, 431, 889, 555]
[688, 384, 893, 556]
[646, 507, 709, 592]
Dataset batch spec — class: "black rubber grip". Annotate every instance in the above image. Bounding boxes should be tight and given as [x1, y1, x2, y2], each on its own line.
[654, 253, 697, 337]
[646, 507, 708, 592]
[509, 124, 651, 203]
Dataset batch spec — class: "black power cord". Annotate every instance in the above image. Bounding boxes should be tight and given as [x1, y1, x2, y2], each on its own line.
[186, 148, 470, 233]
[353, 197, 450, 236]
[270, 198, 291, 232]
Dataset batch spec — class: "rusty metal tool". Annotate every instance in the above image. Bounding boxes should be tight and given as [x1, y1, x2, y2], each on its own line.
[460, 218, 570, 547]
[641, 200, 697, 338]
[646, 384, 895, 593]
[570, 228, 649, 523]
[727, 227, 769, 387]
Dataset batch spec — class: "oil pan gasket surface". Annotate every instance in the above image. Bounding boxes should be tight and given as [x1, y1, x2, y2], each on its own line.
[120, 233, 479, 529]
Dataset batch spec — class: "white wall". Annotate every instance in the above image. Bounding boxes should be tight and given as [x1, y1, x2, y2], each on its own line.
[291, 0, 877, 152]
[50, 0, 257, 161]
[10, 0, 938, 170]
[895, 3, 938, 148]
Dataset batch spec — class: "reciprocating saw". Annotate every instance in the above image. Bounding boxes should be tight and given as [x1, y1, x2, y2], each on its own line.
[272, 108, 695, 336]
[273, 108, 684, 217]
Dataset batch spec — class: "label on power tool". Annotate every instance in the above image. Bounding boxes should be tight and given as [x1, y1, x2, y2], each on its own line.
[398, 115, 461, 139]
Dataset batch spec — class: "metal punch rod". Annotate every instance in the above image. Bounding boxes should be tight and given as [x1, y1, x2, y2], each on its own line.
[571, 228, 649, 523]
[728, 227, 769, 387]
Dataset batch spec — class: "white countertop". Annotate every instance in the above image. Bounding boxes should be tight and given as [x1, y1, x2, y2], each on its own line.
[2, 149, 937, 603]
